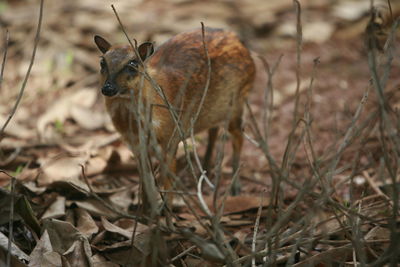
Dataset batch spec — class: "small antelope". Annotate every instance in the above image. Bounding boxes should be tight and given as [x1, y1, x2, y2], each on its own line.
[94, 27, 255, 207]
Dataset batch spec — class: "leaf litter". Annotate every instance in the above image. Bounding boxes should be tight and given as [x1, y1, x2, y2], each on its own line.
[0, 0, 400, 266]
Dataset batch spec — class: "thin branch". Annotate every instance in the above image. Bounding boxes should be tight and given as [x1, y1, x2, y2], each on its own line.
[7, 176, 16, 267]
[252, 190, 264, 267]
[291, 0, 303, 128]
[0, 29, 9, 91]
[0, 0, 44, 143]
[191, 22, 211, 126]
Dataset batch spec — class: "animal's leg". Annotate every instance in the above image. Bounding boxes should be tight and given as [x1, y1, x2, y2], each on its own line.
[203, 127, 219, 174]
[228, 116, 243, 195]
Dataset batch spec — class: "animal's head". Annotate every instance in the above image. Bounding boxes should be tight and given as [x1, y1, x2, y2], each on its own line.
[94, 35, 154, 97]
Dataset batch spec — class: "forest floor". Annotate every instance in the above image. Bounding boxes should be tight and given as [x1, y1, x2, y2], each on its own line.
[1, 0, 400, 266]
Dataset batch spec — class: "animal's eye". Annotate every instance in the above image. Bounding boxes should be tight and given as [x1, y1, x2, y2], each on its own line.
[125, 60, 138, 75]
[127, 60, 138, 69]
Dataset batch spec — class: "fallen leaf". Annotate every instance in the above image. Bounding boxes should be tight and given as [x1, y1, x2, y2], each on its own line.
[101, 217, 132, 239]
[48, 179, 90, 198]
[332, 1, 377, 21]
[293, 244, 353, 266]
[41, 196, 66, 220]
[0, 114, 35, 139]
[29, 230, 56, 267]
[43, 219, 84, 254]
[0, 231, 30, 265]
[63, 239, 92, 267]
[205, 195, 270, 215]
[76, 208, 99, 238]
[91, 254, 120, 267]
[108, 188, 133, 212]
[303, 21, 334, 44]
[37, 155, 89, 185]
[70, 105, 106, 130]
[73, 199, 119, 219]
[37, 88, 98, 139]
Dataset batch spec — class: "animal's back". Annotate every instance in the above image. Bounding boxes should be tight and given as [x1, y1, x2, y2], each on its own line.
[148, 27, 255, 136]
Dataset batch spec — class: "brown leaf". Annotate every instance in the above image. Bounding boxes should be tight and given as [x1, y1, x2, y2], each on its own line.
[293, 244, 353, 266]
[91, 254, 120, 267]
[108, 188, 133, 212]
[41, 196, 66, 220]
[21, 181, 47, 194]
[73, 199, 119, 219]
[101, 217, 132, 239]
[85, 156, 108, 177]
[0, 231, 30, 265]
[37, 155, 89, 186]
[206, 195, 270, 215]
[29, 230, 56, 267]
[332, 1, 372, 21]
[43, 219, 84, 254]
[37, 88, 98, 139]
[0, 114, 35, 139]
[63, 239, 92, 267]
[41, 219, 93, 266]
[365, 226, 390, 254]
[70, 105, 106, 130]
[76, 208, 99, 238]
[48, 179, 90, 198]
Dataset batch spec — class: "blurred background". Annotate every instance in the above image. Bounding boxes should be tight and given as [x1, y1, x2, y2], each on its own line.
[1, 0, 399, 181]
[0, 0, 399, 190]
[1, 0, 400, 266]
[0, 0, 399, 196]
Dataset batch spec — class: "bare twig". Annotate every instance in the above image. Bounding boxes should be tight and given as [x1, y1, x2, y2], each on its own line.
[0, 29, 9, 91]
[362, 170, 392, 204]
[79, 165, 150, 224]
[7, 175, 16, 267]
[252, 190, 264, 267]
[0, 0, 44, 143]
[387, 0, 393, 21]
[191, 22, 211, 126]
[197, 172, 212, 217]
[171, 245, 196, 262]
[190, 127, 214, 189]
[291, 0, 303, 128]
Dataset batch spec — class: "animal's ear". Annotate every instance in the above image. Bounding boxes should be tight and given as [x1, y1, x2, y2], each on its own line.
[137, 42, 154, 61]
[94, 35, 111, 54]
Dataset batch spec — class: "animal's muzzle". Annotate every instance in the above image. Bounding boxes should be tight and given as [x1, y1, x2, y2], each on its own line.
[101, 81, 118, 97]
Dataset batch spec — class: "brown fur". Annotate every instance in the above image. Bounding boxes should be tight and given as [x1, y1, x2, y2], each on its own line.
[95, 27, 255, 205]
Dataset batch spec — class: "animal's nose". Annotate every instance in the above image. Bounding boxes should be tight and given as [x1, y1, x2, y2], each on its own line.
[101, 82, 118, 97]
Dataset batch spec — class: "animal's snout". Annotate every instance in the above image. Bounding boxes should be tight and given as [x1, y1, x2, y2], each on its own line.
[102, 81, 118, 97]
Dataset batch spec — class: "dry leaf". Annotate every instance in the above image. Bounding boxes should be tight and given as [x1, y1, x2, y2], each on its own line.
[73, 199, 119, 219]
[29, 230, 56, 267]
[303, 22, 334, 44]
[101, 217, 132, 239]
[70, 105, 106, 130]
[41, 196, 66, 220]
[108, 189, 133, 212]
[91, 254, 119, 267]
[76, 208, 99, 238]
[63, 239, 92, 267]
[332, 1, 378, 21]
[0, 231, 30, 265]
[37, 88, 98, 139]
[293, 244, 353, 266]
[37, 155, 89, 185]
[206, 195, 270, 215]
[0, 114, 35, 139]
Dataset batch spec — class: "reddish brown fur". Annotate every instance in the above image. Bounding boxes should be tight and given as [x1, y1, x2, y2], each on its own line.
[96, 27, 255, 205]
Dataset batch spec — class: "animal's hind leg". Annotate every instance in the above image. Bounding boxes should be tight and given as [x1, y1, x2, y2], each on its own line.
[228, 116, 243, 195]
[203, 127, 219, 174]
